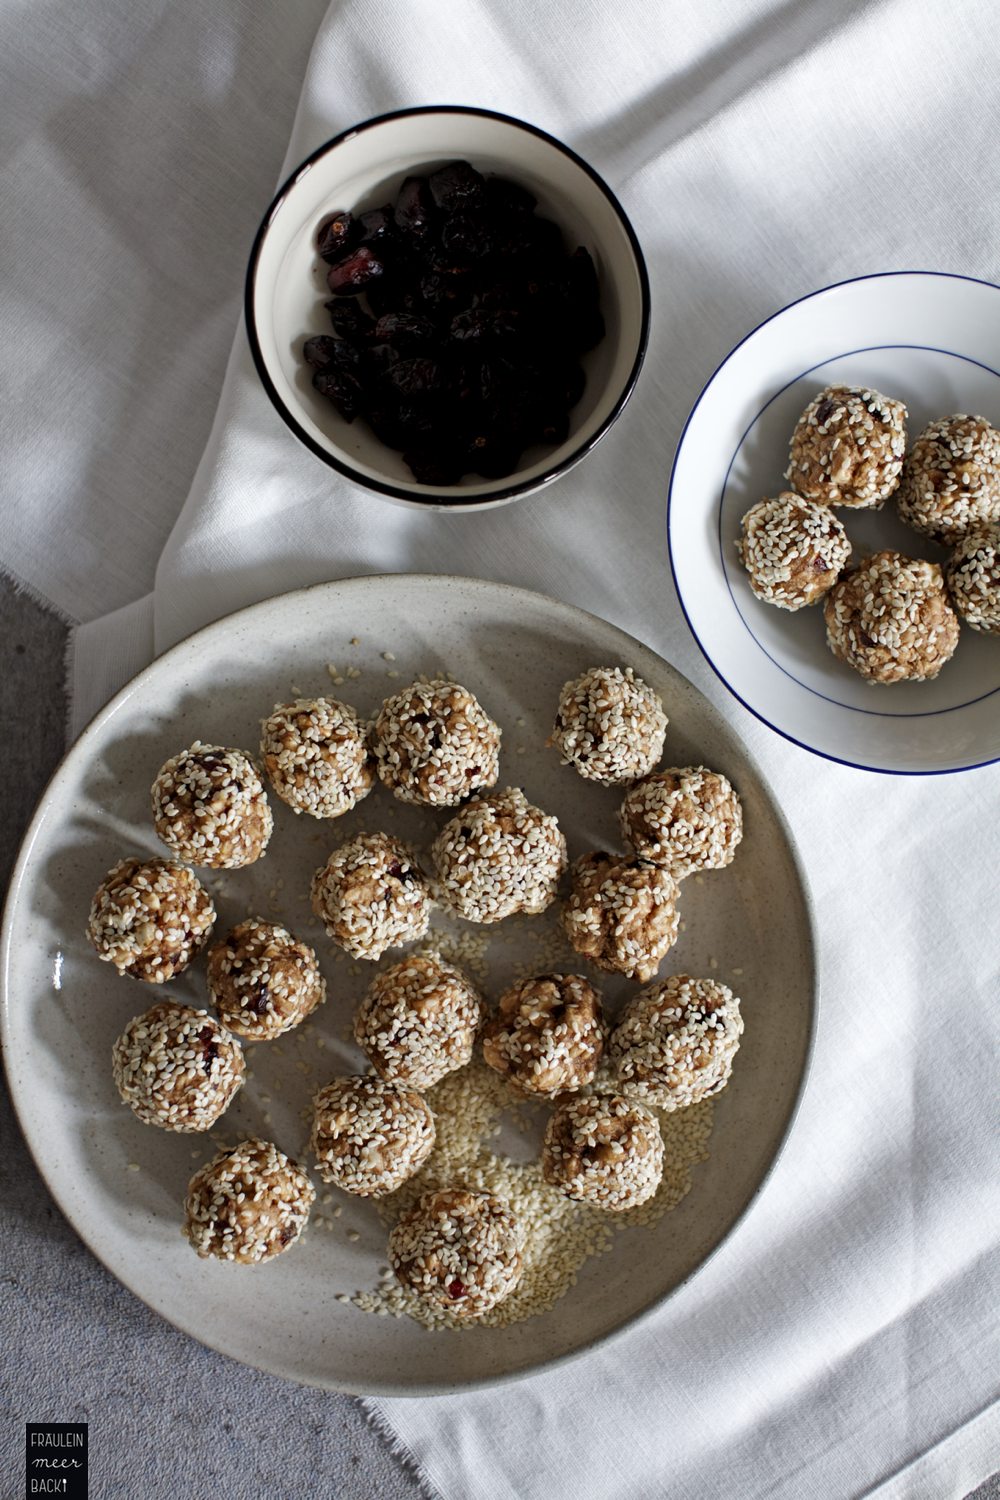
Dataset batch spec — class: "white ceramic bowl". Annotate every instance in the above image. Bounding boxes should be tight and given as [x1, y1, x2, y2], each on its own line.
[668, 271, 1000, 774]
[246, 106, 650, 511]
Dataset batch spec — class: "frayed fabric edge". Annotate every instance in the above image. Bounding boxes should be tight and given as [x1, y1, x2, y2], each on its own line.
[360, 1398, 445, 1500]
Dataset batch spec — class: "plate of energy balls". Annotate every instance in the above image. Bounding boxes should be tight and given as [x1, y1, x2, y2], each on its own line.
[669, 270, 1000, 773]
[1, 575, 813, 1393]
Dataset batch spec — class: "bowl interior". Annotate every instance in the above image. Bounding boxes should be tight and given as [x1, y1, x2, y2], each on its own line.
[250, 110, 647, 505]
[669, 272, 1000, 773]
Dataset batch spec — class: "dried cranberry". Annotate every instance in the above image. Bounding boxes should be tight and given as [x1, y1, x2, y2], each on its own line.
[326, 246, 385, 295]
[403, 448, 464, 486]
[450, 308, 521, 345]
[198, 1025, 219, 1073]
[366, 405, 407, 451]
[303, 335, 358, 371]
[441, 211, 495, 260]
[446, 1278, 466, 1300]
[312, 368, 364, 423]
[388, 358, 445, 399]
[374, 312, 439, 350]
[429, 160, 485, 212]
[419, 271, 472, 312]
[249, 982, 270, 1016]
[363, 342, 402, 381]
[316, 211, 357, 263]
[325, 299, 374, 342]
[393, 176, 435, 242]
[357, 205, 395, 245]
[365, 276, 419, 319]
[815, 396, 836, 425]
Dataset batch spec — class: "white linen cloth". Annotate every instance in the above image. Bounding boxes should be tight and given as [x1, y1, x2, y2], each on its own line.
[5, 0, 999, 1495]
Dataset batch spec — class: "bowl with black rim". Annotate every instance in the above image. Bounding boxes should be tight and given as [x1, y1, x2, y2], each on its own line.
[245, 105, 650, 511]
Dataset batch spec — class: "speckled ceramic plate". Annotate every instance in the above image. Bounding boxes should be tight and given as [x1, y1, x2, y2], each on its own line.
[1, 576, 814, 1394]
[669, 271, 1000, 774]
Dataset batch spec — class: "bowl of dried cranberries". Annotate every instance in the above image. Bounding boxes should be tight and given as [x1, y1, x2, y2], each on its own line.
[245, 106, 650, 509]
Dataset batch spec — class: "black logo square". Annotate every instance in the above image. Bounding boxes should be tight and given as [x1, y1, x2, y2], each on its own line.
[25, 1423, 88, 1499]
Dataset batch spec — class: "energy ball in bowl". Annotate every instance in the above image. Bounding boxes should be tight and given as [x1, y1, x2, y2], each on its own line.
[947, 524, 1000, 633]
[786, 384, 907, 508]
[561, 851, 679, 984]
[260, 697, 375, 819]
[206, 919, 325, 1041]
[896, 415, 1000, 544]
[151, 742, 273, 869]
[371, 678, 501, 806]
[550, 666, 667, 785]
[619, 767, 743, 880]
[824, 551, 960, 684]
[388, 1188, 524, 1319]
[737, 493, 851, 609]
[542, 1094, 664, 1211]
[355, 953, 483, 1090]
[432, 787, 566, 924]
[112, 1000, 245, 1132]
[482, 973, 605, 1097]
[610, 974, 744, 1111]
[311, 832, 432, 960]
[183, 1138, 314, 1263]
[87, 856, 215, 983]
[310, 1076, 435, 1196]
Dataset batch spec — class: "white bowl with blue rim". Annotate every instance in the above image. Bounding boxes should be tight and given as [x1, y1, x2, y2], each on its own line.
[668, 271, 1000, 775]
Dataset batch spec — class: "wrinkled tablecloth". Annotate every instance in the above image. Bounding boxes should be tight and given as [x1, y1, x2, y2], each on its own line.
[4, 0, 999, 1495]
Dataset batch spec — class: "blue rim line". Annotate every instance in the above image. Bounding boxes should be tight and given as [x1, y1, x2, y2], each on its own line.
[666, 269, 1000, 776]
[717, 342, 1000, 720]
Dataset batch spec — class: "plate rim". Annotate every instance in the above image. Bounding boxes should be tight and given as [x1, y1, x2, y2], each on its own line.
[666, 268, 1000, 777]
[2, 573, 818, 1395]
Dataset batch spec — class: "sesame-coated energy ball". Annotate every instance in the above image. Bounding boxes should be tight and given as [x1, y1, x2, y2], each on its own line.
[542, 1094, 664, 1211]
[260, 697, 375, 819]
[619, 767, 743, 880]
[310, 1076, 435, 1197]
[786, 384, 907, 508]
[112, 1000, 245, 1132]
[311, 832, 432, 960]
[737, 493, 851, 609]
[897, 415, 1000, 544]
[947, 524, 1000, 634]
[389, 1188, 524, 1319]
[87, 856, 215, 983]
[550, 666, 667, 786]
[482, 973, 605, 1097]
[206, 919, 325, 1041]
[183, 1138, 314, 1263]
[610, 974, 744, 1111]
[824, 551, 960, 684]
[561, 852, 679, 984]
[432, 787, 567, 924]
[354, 954, 483, 1090]
[371, 678, 501, 806]
[151, 742, 273, 868]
